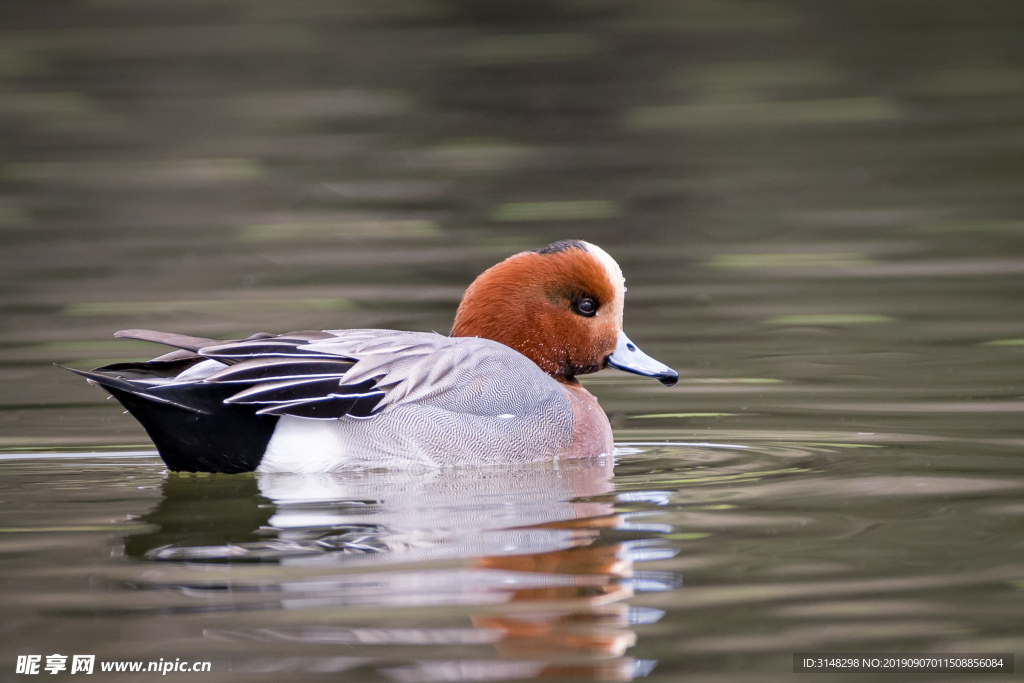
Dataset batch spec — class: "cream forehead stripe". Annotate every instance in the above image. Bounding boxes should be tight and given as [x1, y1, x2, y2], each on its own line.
[581, 241, 625, 318]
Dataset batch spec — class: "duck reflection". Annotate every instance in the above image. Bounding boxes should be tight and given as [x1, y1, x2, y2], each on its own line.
[126, 457, 667, 680]
[123, 474, 273, 558]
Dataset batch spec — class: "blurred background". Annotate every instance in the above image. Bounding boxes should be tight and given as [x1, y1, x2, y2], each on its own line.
[3, 0, 1024, 448]
[3, 2, 1024, 680]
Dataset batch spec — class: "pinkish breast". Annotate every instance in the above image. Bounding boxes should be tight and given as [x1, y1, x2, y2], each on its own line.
[558, 382, 614, 458]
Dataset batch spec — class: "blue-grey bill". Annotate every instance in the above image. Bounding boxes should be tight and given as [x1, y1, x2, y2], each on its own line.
[606, 331, 678, 386]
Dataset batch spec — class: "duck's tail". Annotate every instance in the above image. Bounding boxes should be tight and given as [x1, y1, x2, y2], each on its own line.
[62, 329, 282, 474]
[66, 364, 279, 473]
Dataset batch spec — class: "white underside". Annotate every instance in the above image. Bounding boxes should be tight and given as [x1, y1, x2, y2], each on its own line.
[258, 417, 357, 473]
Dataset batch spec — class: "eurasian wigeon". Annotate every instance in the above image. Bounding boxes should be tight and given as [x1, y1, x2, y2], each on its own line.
[68, 240, 677, 472]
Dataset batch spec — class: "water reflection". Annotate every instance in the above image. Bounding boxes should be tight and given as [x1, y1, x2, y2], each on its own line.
[125, 457, 668, 679]
[124, 475, 273, 558]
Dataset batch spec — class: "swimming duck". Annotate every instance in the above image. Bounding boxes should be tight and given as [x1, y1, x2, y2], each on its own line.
[68, 240, 677, 473]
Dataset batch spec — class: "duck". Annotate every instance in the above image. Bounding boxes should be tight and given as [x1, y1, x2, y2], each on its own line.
[67, 240, 677, 473]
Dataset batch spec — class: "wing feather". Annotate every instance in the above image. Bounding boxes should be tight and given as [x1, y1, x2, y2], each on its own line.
[199, 339, 324, 363]
[115, 329, 221, 352]
[225, 377, 378, 405]
[254, 392, 385, 419]
[205, 357, 355, 383]
[88, 329, 536, 423]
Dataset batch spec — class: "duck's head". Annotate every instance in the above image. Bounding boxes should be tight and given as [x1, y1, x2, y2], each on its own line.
[452, 240, 678, 386]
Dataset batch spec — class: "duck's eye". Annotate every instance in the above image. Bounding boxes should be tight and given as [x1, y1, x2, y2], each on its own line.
[572, 297, 598, 317]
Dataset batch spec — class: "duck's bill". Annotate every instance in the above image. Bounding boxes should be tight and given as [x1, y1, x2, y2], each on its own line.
[606, 331, 678, 386]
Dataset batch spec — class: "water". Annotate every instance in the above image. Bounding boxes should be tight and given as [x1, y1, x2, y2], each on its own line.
[2, 0, 1024, 680]
[3, 441, 1021, 680]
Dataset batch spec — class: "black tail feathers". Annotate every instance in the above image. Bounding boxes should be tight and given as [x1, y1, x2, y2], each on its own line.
[65, 365, 277, 473]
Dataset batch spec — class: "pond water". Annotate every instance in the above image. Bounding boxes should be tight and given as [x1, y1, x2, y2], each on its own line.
[2, 0, 1024, 680]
